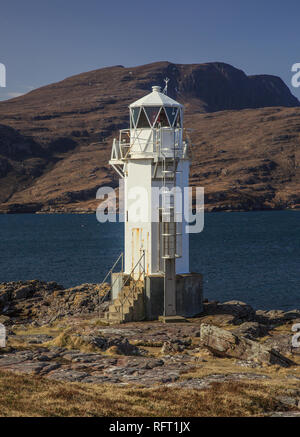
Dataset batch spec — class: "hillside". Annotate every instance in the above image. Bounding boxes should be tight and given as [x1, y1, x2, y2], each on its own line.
[0, 61, 299, 213]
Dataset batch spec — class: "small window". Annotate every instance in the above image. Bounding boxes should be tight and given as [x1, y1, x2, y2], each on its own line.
[154, 107, 169, 127]
[137, 108, 150, 128]
[144, 106, 160, 126]
[165, 107, 178, 127]
[131, 107, 140, 127]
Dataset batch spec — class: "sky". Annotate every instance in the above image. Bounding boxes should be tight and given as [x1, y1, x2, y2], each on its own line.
[0, 0, 300, 101]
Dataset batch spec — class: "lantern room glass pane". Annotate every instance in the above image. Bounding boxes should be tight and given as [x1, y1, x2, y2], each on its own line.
[165, 107, 178, 127]
[154, 107, 170, 127]
[175, 109, 182, 127]
[144, 106, 160, 126]
[131, 107, 140, 127]
[137, 107, 150, 128]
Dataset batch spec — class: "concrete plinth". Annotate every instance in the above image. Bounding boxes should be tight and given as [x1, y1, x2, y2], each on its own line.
[110, 272, 203, 321]
[145, 273, 203, 320]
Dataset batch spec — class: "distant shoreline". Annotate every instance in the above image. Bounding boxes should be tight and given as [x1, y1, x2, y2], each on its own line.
[0, 207, 300, 215]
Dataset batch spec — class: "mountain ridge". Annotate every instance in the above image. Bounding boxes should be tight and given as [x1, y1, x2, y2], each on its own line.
[0, 60, 299, 213]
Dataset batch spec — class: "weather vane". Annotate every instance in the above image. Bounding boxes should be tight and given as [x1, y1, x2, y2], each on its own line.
[163, 77, 170, 95]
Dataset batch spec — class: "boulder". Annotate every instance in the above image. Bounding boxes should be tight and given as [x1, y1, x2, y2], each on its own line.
[200, 323, 294, 367]
[232, 321, 270, 339]
[203, 300, 255, 325]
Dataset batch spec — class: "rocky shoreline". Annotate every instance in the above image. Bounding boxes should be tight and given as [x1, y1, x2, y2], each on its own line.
[1, 280, 300, 416]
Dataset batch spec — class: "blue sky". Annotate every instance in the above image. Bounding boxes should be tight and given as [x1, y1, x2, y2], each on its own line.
[0, 0, 300, 101]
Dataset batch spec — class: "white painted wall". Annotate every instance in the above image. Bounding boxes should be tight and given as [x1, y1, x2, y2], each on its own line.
[124, 160, 152, 276]
[124, 157, 190, 276]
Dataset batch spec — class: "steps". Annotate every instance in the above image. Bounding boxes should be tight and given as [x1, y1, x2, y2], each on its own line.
[105, 281, 145, 324]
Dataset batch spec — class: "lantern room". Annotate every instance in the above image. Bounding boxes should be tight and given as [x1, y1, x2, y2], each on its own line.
[128, 86, 183, 159]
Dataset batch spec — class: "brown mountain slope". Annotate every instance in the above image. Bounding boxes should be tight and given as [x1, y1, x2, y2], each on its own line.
[0, 61, 299, 212]
[189, 107, 300, 211]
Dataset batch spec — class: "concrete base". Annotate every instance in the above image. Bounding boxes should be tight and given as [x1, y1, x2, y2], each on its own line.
[110, 272, 203, 321]
[145, 273, 203, 320]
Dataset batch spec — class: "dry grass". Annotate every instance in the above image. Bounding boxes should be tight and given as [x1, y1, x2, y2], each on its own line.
[0, 369, 294, 417]
[7, 325, 64, 351]
[3, 318, 299, 416]
[44, 328, 97, 353]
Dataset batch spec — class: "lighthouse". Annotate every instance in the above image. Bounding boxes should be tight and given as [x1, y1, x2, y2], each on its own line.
[108, 84, 202, 322]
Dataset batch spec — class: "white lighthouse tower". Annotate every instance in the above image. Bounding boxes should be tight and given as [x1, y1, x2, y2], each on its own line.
[108, 84, 202, 322]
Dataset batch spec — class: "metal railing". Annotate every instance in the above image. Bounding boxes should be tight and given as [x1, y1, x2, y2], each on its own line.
[98, 252, 124, 318]
[114, 250, 145, 322]
[111, 127, 186, 162]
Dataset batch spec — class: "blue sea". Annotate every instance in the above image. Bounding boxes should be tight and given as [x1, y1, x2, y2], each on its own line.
[0, 211, 299, 310]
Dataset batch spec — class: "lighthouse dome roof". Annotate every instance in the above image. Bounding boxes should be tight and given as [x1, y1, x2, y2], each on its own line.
[130, 86, 182, 108]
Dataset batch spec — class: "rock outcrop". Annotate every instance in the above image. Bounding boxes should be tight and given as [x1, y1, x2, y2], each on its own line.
[200, 323, 294, 367]
[255, 309, 300, 326]
[202, 300, 256, 325]
[0, 280, 109, 325]
[232, 321, 270, 339]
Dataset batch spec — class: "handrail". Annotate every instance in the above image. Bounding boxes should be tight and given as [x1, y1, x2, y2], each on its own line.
[121, 267, 145, 322]
[99, 252, 123, 288]
[119, 250, 145, 295]
[114, 251, 145, 321]
[99, 250, 146, 321]
[98, 252, 124, 317]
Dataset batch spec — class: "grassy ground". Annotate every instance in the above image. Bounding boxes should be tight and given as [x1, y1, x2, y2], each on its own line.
[0, 369, 295, 417]
[2, 317, 299, 416]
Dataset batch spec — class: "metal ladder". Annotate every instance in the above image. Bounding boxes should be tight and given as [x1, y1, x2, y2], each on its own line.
[161, 156, 177, 259]
[159, 128, 183, 317]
